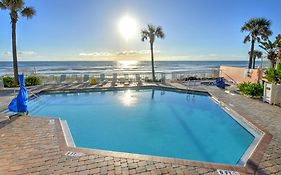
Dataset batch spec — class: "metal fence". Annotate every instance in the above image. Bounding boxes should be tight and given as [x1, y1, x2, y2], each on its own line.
[1, 69, 220, 86]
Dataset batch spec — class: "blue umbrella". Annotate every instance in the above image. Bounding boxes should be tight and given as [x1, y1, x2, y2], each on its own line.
[8, 74, 28, 113]
[213, 77, 226, 89]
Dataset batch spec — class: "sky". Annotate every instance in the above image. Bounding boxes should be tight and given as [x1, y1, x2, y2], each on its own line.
[0, 0, 281, 61]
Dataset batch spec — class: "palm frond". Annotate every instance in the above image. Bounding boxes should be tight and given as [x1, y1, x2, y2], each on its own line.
[0, 2, 6, 9]
[257, 37, 261, 43]
[241, 23, 250, 32]
[259, 39, 278, 61]
[147, 24, 156, 33]
[243, 35, 250, 43]
[21, 6, 35, 19]
[259, 45, 269, 54]
[141, 24, 165, 43]
[256, 51, 263, 58]
[1, 0, 10, 7]
[155, 26, 165, 38]
[141, 29, 149, 42]
[249, 50, 263, 59]
[241, 17, 272, 42]
[277, 34, 281, 41]
[276, 34, 281, 47]
[13, 0, 24, 10]
[0, 0, 10, 9]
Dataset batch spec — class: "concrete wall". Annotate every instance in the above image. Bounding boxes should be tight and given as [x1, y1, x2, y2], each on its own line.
[219, 66, 263, 84]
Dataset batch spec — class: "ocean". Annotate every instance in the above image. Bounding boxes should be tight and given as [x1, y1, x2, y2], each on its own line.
[0, 61, 268, 76]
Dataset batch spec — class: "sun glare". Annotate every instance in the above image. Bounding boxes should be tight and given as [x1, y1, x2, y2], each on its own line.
[118, 15, 138, 41]
[120, 90, 138, 107]
[117, 60, 139, 68]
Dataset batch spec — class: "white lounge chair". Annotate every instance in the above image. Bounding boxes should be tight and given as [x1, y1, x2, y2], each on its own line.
[59, 75, 67, 84]
[46, 75, 57, 84]
[161, 73, 166, 84]
[136, 74, 143, 86]
[76, 75, 83, 83]
[144, 76, 149, 82]
[70, 74, 79, 84]
[124, 74, 130, 86]
[0, 78, 4, 89]
[111, 73, 118, 86]
[98, 73, 107, 86]
[119, 77, 125, 84]
[83, 75, 90, 83]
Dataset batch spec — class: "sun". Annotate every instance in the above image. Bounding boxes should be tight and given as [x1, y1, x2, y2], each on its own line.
[118, 15, 138, 41]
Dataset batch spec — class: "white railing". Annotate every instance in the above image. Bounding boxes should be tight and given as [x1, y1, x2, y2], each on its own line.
[1, 69, 220, 85]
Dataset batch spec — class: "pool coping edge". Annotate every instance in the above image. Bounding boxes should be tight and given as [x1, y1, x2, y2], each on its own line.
[32, 85, 273, 174]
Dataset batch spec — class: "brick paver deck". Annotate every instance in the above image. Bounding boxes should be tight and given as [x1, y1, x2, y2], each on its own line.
[206, 87, 281, 175]
[0, 85, 280, 175]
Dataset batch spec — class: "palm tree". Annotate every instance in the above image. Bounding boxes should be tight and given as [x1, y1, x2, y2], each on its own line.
[259, 39, 278, 68]
[276, 34, 281, 64]
[141, 24, 165, 82]
[0, 0, 35, 85]
[248, 50, 262, 69]
[241, 18, 272, 69]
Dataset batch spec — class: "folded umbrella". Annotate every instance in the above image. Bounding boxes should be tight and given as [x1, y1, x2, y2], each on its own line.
[8, 74, 28, 113]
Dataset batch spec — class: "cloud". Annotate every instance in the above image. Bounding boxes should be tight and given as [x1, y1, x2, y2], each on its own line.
[77, 50, 246, 61]
[79, 50, 160, 60]
[0, 50, 44, 61]
[2, 50, 35, 57]
[0, 50, 246, 61]
[159, 53, 245, 61]
[79, 52, 113, 57]
[78, 50, 244, 61]
[116, 50, 160, 56]
[18, 51, 35, 55]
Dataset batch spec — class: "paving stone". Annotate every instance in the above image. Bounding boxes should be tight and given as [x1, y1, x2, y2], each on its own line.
[136, 166, 147, 173]
[90, 167, 100, 174]
[128, 162, 138, 169]
[100, 166, 107, 175]
[0, 85, 281, 174]
[146, 165, 156, 171]
[114, 166, 122, 174]
[121, 162, 128, 168]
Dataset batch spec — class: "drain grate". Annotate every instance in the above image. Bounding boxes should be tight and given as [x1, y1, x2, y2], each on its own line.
[65, 151, 85, 157]
[217, 169, 240, 175]
[49, 119, 55, 125]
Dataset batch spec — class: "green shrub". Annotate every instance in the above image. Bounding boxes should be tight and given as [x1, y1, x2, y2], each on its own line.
[25, 75, 42, 86]
[3, 76, 16, 88]
[265, 63, 281, 84]
[145, 79, 161, 82]
[238, 82, 264, 97]
[2, 75, 41, 87]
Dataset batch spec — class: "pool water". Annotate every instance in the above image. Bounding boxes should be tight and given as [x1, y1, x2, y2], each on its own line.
[29, 89, 254, 165]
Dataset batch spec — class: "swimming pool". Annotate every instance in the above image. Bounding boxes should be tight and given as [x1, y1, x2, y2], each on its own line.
[29, 88, 257, 165]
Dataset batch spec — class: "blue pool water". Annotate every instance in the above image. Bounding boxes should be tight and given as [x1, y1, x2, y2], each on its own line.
[29, 89, 254, 165]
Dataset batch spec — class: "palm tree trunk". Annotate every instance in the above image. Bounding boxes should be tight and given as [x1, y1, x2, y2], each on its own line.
[150, 42, 156, 82]
[269, 57, 276, 69]
[249, 39, 255, 69]
[277, 49, 281, 66]
[151, 89, 155, 99]
[12, 21, 19, 85]
[253, 58, 256, 69]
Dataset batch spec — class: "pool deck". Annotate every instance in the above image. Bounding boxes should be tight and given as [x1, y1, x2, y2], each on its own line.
[0, 83, 280, 175]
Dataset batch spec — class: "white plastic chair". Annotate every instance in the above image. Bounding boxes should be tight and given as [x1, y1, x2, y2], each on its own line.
[83, 75, 90, 83]
[0, 78, 4, 89]
[111, 73, 118, 86]
[59, 74, 67, 84]
[98, 73, 107, 86]
[161, 73, 166, 84]
[136, 74, 143, 86]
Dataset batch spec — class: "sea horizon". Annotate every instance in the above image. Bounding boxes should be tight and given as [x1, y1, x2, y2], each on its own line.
[0, 60, 269, 76]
